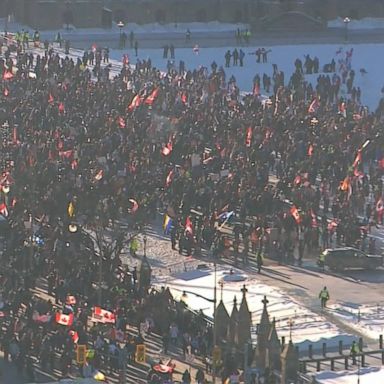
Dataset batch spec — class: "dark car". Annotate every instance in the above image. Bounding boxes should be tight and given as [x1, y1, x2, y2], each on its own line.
[319, 247, 383, 271]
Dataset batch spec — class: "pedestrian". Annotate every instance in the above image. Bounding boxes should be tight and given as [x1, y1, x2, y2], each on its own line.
[196, 367, 205, 384]
[182, 368, 191, 384]
[134, 40, 138, 56]
[257, 250, 263, 273]
[239, 49, 245, 67]
[185, 29, 191, 42]
[319, 286, 329, 308]
[129, 31, 134, 48]
[350, 340, 360, 365]
[170, 44, 175, 59]
[163, 44, 169, 59]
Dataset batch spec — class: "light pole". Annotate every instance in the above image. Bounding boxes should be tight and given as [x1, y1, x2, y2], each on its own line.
[117, 21, 124, 48]
[344, 17, 351, 43]
[181, 263, 217, 384]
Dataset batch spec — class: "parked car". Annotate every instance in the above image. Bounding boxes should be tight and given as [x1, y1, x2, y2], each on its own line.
[318, 247, 383, 271]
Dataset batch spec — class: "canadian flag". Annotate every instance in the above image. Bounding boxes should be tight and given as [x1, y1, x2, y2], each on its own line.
[3, 70, 14, 80]
[117, 116, 126, 128]
[127, 94, 143, 111]
[58, 102, 65, 114]
[308, 98, 319, 113]
[376, 198, 384, 214]
[95, 169, 104, 181]
[128, 198, 139, 213]
[0, 203, 8, 217]
[93, 307, 116, 324]
[162, 141, 173, 156]
[290, 205, 301, 224]
[352, 151, 362, 168]
[165, 169, 174, 187]
[55, 312, 74, 326]
[144, 87, 160, 105]
[69, 330, 79, 344]
[307, 144, 314, 157]
[185, 216, 194, 235]
[245, 126, 252, 147]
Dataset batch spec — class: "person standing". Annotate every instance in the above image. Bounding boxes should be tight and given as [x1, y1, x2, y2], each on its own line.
[319, 286, 329, 308]
[350, 340, 360, 365]
[134, 40, 138, 57]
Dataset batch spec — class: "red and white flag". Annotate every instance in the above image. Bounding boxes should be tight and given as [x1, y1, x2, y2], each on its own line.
[3, 70, 14, 80]
[145, 87, 160, 105]
[376, 198, 384, 214]
[185, 216, 194, 235]
[290, 205, 301, 224]
[69, 330, 79, 344]
[48, 93, 54, 104]
[307, 144, 314, 157]
[55, 312, 74, 326]
[128, 198, 139, 213]
[165, 169, 174, 187]
[92, 307, 116, 324]
[308, 98, 319, 113]
[95, 169, 104, 181]
[0, 203, 8, 217]
[245, 126, 252, 147]
[127, 94, 143, 111]
[352, 151, 362, 168]
[117, 116, 126, 128]
[338, 102, 347, 118]
[162, 141, 173, 156]
[3, 88, 9, 97]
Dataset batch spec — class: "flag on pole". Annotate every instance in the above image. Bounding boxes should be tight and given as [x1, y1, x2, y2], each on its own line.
[340, 177, 350, 192]
[69, 330, 79, 344]
[308, 98, 319, 113]
[95, 169, 104, 181]
[0, 203, 8, 217]
[92, 307, 116, 324]
[117, 116, 126, 128]
[352, 151, 362, 168]
[163, 214, 173, 234]
[3, 70, 14, 80]
[55, 312, 74, 326]
[290, 205, 301, 224]
[128, 198, 139, 213]
[185, 216, 193, 235]
[376, 198, 384, 214]
[144, 87, 160, 105]
[307, 144, 314, 157]
[245, 126, 252, 147]
[127, 94, 143, 111]
[165, 169, 174, 187]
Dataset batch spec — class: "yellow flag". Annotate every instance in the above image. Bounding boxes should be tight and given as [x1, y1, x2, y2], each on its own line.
[68, 201, 75, 217]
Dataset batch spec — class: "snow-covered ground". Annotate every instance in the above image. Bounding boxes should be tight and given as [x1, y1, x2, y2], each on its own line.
[328, 302, 384, 341]
[313, 366, 384, 384]
[328, 17, 384, 30]
[153, 264, 356, 351]
[106, 43, 383, 111]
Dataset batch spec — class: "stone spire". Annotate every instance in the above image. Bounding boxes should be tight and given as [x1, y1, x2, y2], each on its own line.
[281, 340, 299, 383]
[215, 299, 230, 344]
[237, 285, 251, 347]
[255, 295, 271, 369]
[266, 318, 281, 370]
[228, 296, 239, 345]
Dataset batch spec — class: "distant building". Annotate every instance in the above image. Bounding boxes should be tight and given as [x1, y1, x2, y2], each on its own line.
[3, 0, 384, 30]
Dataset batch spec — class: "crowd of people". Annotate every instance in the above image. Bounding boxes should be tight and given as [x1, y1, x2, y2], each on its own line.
[0, 31, 383, 383]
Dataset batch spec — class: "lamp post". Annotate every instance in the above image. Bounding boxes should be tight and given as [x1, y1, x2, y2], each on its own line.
[344, 17, 351, 43]
[117, 21, 124, 48]
[180, 263, 217, 384]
